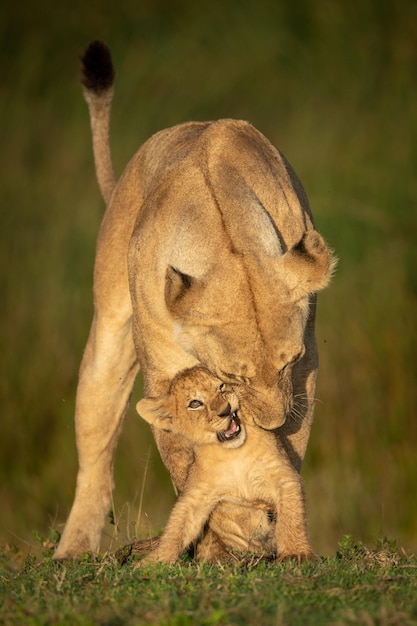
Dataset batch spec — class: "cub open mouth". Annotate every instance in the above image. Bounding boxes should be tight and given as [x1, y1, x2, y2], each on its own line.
[217, 412, 242, 442]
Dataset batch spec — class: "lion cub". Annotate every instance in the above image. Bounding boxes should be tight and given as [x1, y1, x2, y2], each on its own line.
[136, 366, 314, 563]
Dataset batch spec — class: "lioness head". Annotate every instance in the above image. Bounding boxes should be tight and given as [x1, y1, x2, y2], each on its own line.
[136, 367, 246, 449]
[165, 230, 336, 430]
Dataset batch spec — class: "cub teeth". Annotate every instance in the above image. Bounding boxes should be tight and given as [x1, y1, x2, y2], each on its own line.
[217, 413, 241, 442]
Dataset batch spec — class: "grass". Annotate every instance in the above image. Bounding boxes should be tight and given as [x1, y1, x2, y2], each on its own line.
[1, 536, 416, 625]
[1, 0, 417, 563]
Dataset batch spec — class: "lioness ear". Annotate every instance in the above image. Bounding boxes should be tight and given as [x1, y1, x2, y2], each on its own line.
[281, 231, 337, 299]
[136, 397, 173, 430]
[165, 266, 194, 315]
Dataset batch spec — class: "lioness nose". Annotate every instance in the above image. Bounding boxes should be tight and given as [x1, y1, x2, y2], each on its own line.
[218, 402, 231, 418]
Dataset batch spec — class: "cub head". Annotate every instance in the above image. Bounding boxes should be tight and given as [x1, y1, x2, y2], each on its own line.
[136, 367, 246, 449]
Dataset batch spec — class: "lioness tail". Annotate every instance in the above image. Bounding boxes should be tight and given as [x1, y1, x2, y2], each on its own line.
[81, 40, 116, 205]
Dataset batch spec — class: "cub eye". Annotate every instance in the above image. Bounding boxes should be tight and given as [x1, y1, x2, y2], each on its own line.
[219, 383, 226, 392]
[188, 399, 203, 409]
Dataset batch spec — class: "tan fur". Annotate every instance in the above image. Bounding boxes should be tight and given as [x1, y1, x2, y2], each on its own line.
[136, 367, 314, 563]
[54, 42, 335, 560]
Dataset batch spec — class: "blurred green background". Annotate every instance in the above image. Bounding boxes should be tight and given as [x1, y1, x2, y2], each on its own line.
[1, 0, 416, 557]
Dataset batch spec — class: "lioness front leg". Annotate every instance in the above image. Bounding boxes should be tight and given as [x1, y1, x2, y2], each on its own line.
[54, 313, 139, 559]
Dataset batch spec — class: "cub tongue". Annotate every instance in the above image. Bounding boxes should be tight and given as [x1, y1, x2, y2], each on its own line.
[225, 418, 238, 436]
[217, 413, 241, 443]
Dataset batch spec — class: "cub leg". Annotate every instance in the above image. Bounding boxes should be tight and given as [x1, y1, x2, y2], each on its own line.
[274, 470, 315, 561]
[54, 313, 139, 559]
[140, 487, 216, 564]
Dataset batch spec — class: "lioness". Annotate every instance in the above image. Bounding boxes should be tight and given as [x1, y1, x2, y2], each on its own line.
[54, 41, 335, 559]
[136, 366, 314, 563]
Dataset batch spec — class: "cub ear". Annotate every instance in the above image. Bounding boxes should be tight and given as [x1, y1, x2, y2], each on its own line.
[281, 230, 337, 299]
[136, 397, 173, 430]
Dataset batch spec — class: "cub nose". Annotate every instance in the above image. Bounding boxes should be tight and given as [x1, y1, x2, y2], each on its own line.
[218, 402, 231, 418]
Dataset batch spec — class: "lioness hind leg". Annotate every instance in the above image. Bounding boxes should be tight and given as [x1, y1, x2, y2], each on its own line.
[54, 314, 139, 559]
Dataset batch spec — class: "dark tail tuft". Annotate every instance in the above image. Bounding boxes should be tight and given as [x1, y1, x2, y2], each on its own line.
[81, 40, 115, 92]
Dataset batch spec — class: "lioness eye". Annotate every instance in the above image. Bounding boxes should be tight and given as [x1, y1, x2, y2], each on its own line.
[188, 399, 203, 409]
[219, 383, 226, 392]
[279, 352, 303, 375]
[291, 351, 303, 365]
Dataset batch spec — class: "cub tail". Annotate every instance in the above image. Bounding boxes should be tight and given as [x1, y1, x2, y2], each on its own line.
[81, 40, 116, 205]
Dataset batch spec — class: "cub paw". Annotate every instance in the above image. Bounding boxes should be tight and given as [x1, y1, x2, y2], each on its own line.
[277, 550, 319, 564]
